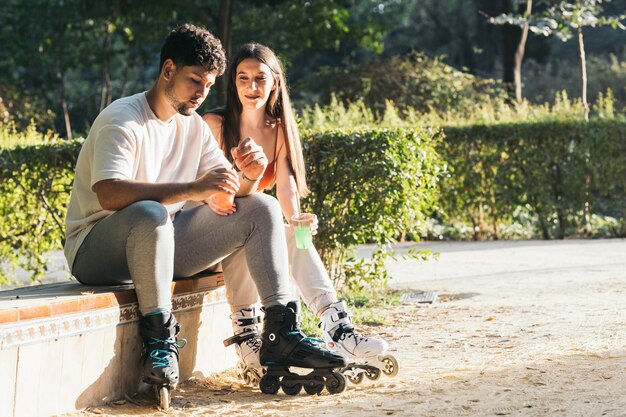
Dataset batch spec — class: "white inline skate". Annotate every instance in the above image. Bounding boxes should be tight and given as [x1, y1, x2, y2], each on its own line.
[223, 306, 265, 385]
[319, 301, 399, 384]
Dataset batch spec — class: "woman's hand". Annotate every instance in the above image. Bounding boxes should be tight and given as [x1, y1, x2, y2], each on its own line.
[205, 193, 237, 216]
[231, 137, 267, 182]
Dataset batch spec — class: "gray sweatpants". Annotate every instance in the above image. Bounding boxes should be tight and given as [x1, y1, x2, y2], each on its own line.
[71, 193, 292, 315]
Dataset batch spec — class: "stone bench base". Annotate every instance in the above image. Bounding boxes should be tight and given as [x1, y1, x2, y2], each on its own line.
[0, 274, 236, 417]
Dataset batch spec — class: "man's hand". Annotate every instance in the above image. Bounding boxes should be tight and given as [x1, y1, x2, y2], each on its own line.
[191, 167, 239, 202]
[231, 137, 267, 182]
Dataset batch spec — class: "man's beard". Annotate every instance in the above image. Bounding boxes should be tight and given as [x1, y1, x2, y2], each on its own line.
[165, 83, 194, 116]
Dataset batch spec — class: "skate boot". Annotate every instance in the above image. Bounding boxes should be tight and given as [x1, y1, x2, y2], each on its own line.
[223, 306, 264, 385]
[319, 301, 399, 384]
[139, 312, 187, 411]
[259, 300, 348, 396]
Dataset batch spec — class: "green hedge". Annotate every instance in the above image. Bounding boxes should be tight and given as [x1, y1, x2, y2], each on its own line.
[438, 120, 626, 239]
[3, 120, 623, 286]
[0, 139, 81, 284]
[302, 128, 444, 283]
[0, 127, 445, 287]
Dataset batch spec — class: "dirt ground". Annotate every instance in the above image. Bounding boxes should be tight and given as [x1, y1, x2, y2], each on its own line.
[63, 239, 626, 417]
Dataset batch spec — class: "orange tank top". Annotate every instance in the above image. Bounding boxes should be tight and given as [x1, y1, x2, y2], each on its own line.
[256, 122, 283, 191]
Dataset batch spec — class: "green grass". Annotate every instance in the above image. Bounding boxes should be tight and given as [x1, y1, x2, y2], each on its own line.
[299, 287, 402, 336]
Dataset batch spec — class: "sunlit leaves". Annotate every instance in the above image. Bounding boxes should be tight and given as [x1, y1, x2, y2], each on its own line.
[302, 128, 445, 285]
[0, 124, 81, 285]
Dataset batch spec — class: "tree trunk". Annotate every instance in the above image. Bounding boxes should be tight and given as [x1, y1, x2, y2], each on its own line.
[513, 0, 532, 102]
[502, 0, 532, 103]
[216, 0, 234, 106]
[119, 46, 132, 99]
[60, 74, 72, 140]
[99, 22, 112, 112]
[501, 0, 519, 100]
[577, 26, 589, 121]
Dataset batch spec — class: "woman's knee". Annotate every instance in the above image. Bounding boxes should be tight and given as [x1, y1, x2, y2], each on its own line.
[240, 193, 282, 219]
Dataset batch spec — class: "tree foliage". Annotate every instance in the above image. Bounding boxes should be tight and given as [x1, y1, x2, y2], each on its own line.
[294, 51, 506, 115]
[0, 0, 387, 135]
[490, 0, 626, 119]
[303, 128, 445, 284]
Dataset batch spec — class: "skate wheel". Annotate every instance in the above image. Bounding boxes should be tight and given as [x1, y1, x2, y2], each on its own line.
[365, 367, 381, 381]
[382, 355, 399, 377]
[304, 379, 325, 395]
[281, 382, 302, 396]
[158, 386, 170, 411]
[259, 374, 280, 395]
[347, 371, 364, 384]
[326, 372, 346, 394]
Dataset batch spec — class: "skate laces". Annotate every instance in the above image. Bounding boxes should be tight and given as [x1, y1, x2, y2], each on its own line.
[336, 324, 368, 345]
[287, 331, 325, 346]
[303, 335, 325, 344]
[243, 334, 262, 352]
[148, 338, 187, 369]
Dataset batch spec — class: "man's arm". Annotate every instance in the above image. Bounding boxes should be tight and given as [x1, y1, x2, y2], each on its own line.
[93, 167, 239, 211]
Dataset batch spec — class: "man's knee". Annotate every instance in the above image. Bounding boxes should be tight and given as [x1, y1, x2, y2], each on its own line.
[125, 201, 172, 233]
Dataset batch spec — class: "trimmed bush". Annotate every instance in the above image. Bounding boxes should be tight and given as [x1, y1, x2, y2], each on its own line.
[438, 120, 626, 239]
[0, 126, 445, 287]
[302, 128, 445, 284]
[0, 128, 81, 285]
[2, 118, 623, 287]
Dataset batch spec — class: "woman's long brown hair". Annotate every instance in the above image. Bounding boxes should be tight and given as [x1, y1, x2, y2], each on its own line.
[216, 43, 309, 197]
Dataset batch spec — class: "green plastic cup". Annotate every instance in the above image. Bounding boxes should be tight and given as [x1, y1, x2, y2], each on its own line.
[291, 213, 314, 249]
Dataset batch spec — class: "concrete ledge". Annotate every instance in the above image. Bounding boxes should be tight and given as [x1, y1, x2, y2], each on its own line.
[0, 274, 236, 417]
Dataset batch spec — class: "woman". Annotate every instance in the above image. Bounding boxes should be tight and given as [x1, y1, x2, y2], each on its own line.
[204, 43, 397, 385]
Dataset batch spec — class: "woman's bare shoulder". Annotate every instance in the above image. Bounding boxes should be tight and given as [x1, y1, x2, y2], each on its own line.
[203, 113, 223, 141]
[203, 112, 223, 128]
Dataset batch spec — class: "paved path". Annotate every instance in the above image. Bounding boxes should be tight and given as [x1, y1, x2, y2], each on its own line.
[64, 238, 626, 416]
[384, 239, 626, 305]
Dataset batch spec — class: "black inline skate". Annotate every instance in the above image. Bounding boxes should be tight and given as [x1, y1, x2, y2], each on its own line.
[139, 312, 187, 410]
[259, 300, 348, 396]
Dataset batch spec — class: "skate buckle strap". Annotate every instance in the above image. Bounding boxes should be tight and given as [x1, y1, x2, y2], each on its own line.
[272, 310, 301, 327]
[332, 311, 349, 322]
[235, 316, 262, 326]
[148, 337, 187, 369]
[223, 329, 259, 347]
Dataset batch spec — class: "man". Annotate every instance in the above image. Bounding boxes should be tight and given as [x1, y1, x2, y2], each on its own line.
[64, 24, 345, 401]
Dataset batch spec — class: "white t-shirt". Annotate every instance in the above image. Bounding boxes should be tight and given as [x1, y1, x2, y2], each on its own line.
[64, 91, 230, 270]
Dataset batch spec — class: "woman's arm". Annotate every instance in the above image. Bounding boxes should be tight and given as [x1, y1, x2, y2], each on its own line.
[274, 128, 300, 222]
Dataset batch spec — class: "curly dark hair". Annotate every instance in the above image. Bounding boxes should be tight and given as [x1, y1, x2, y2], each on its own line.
[159, 24, 226, 75]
